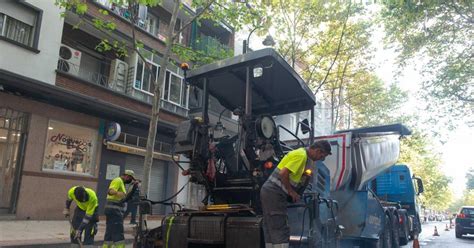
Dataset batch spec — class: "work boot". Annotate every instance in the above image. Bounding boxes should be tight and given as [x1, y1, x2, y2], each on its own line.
[114, 241, 126, 248]
[102, 242, 112, 248]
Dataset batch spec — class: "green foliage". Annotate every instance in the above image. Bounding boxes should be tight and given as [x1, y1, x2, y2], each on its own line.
[381, 1, 474, 126]
[172, 43, 233, 67]
[399, 132, 453, 210]
[346, 74, 407, 127]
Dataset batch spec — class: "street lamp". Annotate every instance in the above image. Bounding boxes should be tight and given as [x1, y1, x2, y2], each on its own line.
[242, 27, 275, 54]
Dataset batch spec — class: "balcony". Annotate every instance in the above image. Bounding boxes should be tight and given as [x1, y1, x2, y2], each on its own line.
[57, 55, 125, 93]
[57, 51, 189, 118]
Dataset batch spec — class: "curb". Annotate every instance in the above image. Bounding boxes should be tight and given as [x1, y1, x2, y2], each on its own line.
[0, 239, 134, 247]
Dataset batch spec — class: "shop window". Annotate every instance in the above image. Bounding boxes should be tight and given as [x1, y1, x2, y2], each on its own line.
[42, 120, 98, 175]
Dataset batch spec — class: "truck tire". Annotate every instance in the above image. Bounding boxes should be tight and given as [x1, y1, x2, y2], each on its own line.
[455, 230, 462, 238]
[390, 212, 400, 248]
[383, 213, 392, 248]
[399, 217, 409, 245]
[366, 214, 391, 248]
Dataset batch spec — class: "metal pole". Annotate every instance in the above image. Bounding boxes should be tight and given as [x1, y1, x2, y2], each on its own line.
[242, 40, 247, 54]
[245, 66, 252, 116]
[202, 78, 209, 124]
[310, 107, 315, 145]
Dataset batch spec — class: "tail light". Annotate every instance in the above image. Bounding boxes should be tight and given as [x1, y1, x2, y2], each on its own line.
[457, 213, 466, 219]
[399, 215, 404, 224]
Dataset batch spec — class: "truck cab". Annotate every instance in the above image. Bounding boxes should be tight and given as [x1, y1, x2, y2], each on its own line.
[371, 164, 424, 243]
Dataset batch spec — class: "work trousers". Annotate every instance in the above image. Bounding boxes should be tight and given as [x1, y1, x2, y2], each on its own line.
[104, 202, 125, 244]
[260, 180, 289, 245]
[123, 201, 138, 223]
[70, 207, 98, 245]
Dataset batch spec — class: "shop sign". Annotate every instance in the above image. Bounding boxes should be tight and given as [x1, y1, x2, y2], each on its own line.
[105, 122, 121, 141]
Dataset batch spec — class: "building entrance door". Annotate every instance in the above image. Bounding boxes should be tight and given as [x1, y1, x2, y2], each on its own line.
[0, 108, 28, 214]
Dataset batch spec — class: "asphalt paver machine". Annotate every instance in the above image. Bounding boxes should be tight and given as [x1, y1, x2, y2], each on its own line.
[137, 49, 339, 248]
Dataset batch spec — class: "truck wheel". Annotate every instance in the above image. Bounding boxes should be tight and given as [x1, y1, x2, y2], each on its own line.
[383, 214, 392, 248]
[399, 220, 409, 245]
[390, 213, 400, 248]
[455, 230, 462, 238]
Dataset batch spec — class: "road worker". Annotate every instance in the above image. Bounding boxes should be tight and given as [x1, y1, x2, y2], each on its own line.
[260, 140, 332, 248]
[102, 170, 138, 248]
[63, 186, 99, 247]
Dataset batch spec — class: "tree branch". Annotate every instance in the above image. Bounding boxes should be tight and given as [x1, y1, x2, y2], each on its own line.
[314, 2, 351, 95]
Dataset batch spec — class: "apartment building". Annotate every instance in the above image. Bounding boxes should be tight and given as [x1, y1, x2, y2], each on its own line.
[0, 0, 234, 219]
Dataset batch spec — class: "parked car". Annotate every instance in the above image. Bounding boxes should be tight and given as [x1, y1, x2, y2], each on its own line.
[455, 206, 474, 238]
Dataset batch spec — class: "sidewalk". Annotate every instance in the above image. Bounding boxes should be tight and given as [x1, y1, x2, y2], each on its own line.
[0, 217, 163, 247]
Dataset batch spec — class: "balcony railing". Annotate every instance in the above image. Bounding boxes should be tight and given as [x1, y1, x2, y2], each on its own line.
[57, 59, 110, 87]
[115, 132, 173, 154]
[58, 57, 189, 117]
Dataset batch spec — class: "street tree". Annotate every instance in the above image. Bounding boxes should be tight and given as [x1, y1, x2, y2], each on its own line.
[267, 1, 385, 131]
[381, 1, 474, 127]
[399, 131, 453, 210]
[346, 74, 407, 127]
[55, 0, 264, 194]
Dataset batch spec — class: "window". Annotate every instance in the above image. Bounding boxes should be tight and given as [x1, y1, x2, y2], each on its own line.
[145, 13, 159, 36]
[42, 120, 98, 175]
[164, 70, 188, 107]
[134, 52, 188, 108]
[135, 58, 159, 94]
[0, 12, 34, 47]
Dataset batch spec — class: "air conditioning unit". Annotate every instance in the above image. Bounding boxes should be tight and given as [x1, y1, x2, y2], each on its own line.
[58, 44, 82, 76]
[108, 59, 129, 93]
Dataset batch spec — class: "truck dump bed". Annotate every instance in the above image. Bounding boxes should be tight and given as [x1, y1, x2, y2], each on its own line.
[315, 124, 411, 191]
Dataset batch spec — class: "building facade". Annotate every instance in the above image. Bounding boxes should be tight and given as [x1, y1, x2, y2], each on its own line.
[0, 0, 234, 219]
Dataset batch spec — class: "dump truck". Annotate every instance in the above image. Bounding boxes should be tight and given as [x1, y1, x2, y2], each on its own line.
[371, 164, 424, 245]
[313, 125, 414, 247]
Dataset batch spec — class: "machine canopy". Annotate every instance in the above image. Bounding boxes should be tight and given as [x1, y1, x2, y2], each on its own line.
[187, 48, 316, 116]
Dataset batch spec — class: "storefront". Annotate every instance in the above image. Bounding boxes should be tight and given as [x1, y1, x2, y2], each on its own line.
[0, 92, 102, 219]
[1, 70, 182, 219]
[97, 123, 178, 215]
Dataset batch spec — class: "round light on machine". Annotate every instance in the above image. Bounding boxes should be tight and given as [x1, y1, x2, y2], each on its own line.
[253, 67, 263, 78]
[257, 116, 276, 139]
[305, 169, 312, 175]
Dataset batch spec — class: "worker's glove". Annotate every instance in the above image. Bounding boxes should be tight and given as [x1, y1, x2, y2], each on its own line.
[62, 208, 70, 217]
[73, 229, 82, 241]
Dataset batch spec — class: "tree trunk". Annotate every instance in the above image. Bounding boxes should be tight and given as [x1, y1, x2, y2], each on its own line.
[142, 0, 181, 195]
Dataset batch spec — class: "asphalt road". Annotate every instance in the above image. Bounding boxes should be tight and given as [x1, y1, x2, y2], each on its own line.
[406, 220, 474, 247]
